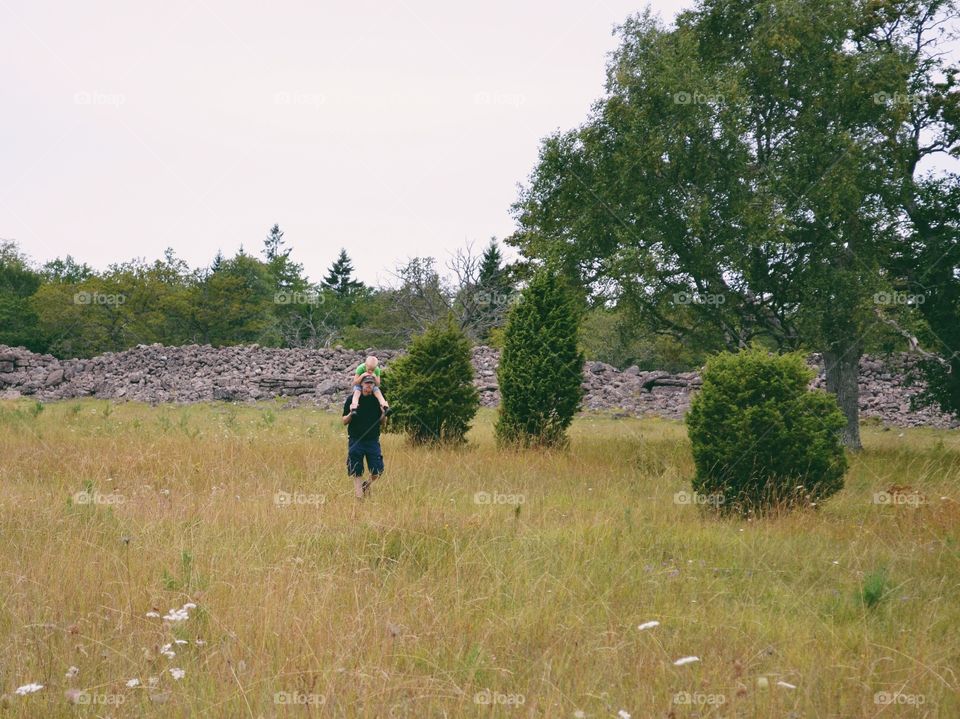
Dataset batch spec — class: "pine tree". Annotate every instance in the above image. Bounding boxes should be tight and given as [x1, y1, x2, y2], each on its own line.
[262, 224, 289, 261]
[210, 250, 225, 274]
[387, 317, 480, 444]
[495, 269, 584, 447]
[478, 239, 504, 287]
[474, 238, 514, 341]
[260, 224, 304, 290]
[322, 249, 363, 297]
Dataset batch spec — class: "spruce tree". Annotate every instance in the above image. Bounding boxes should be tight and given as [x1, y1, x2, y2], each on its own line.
[263, 224, 289, 261]
[261, 224, 304, 290]
[478, 239, 504, 288]
[475, 239, 514, 342]
[495, 269, 584, 447]
[322, 249, 364, 298]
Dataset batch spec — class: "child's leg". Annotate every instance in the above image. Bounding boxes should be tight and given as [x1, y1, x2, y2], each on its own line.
[350, 385, 361, 409]
[373, 386, 388, 408]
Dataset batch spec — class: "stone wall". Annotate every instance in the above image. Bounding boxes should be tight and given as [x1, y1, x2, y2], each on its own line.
[0, 343, 955, 428]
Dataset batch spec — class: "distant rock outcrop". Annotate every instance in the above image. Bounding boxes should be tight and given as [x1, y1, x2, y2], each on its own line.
[0, 344, 955, 428]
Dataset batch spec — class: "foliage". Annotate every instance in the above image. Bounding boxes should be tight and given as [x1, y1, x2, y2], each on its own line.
[0, 242, 46, 351]
[888, 177, 960, 418]
[580, 305, 716, 372]
[386, 317, 479, 444]
[495, 270, 584, 447]
[322, 249, 364, 298]
[507, 0, 959, 447]
[686, 347, 848, 514]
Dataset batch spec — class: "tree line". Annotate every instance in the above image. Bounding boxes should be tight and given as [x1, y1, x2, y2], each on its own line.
[0, 227, 516, 359]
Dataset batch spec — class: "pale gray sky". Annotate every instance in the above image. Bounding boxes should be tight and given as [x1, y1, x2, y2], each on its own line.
[2, 0, 689, 284]
[2, 1, 956, 286]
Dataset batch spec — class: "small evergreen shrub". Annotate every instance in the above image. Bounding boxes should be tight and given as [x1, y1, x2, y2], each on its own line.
[686, 347, 848, 513]
[495, 270, 584, 447]
[387, 317, 479, 444]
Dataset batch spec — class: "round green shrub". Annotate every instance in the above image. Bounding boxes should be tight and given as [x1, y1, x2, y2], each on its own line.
[386, 317, 480, 445]
[686, 347, 848, 514]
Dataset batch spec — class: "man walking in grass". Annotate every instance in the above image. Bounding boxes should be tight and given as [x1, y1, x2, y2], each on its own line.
[342, 375, 389, 499]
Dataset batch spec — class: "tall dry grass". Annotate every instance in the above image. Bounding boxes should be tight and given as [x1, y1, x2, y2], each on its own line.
[0, 399, 957, 717]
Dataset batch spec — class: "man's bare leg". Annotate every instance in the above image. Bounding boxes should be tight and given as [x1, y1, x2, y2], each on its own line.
[353, 474, 364, 499]
[362, 474, 379, 496]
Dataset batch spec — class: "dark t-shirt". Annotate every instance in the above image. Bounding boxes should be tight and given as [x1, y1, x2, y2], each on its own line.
[343, 392, 383, 441]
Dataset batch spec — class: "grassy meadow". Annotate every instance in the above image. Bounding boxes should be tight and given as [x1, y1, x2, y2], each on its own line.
[0, 399, 958, 717]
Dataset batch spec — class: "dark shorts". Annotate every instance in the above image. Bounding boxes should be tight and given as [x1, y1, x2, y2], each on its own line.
[347, 439, 384, 477]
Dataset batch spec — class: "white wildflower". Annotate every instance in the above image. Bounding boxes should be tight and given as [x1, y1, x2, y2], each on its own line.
[126, 678, 140, 688]
[145, 611, 160, 618]
[617, 710, 631, 719]
[169, 668, 185, 680]
[163, 607, 189, 622]
[65, 666, 79, 679]
[14, 683, 43, 695]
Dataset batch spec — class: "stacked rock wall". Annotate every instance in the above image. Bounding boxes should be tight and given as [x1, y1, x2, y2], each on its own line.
[0, 344, 955, 428]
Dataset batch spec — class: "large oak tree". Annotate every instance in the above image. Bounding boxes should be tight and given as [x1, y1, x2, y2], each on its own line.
[509, 0, 959, 448]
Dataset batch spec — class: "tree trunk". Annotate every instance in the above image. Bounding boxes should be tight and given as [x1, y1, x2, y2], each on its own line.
[823, 348, 862, 451]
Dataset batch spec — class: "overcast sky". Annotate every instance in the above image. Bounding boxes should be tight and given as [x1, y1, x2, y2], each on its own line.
[2, 1, 957, 286]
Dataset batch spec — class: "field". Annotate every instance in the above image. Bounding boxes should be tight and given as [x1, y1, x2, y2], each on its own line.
[1, 399, 958, 717]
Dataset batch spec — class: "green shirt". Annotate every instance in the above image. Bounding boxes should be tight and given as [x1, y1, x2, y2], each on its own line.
[355, 364, 381, 377]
